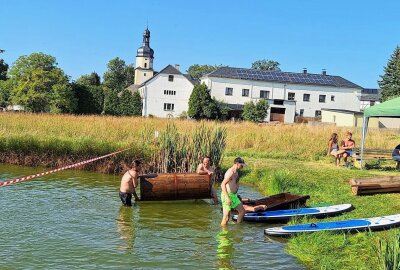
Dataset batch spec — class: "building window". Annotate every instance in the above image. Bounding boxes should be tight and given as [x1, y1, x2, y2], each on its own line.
[260, 90, 270, 99]
[242, 89, 249, 97]
[319, 95, 326, 103]
[168, 75, 174, 82]
[144, 73, 146, 76]
[225, 87, 233, 96]
[331, 95, 335, 101]
[144, 63, 147, 68]
[299, 109, 304, 116]
[164, 90, 176, 95]
[288, 92, 295, 101]
[164, 103, 175, 111]
[315, 110, 321, 117]
[273, 100, 284, 105]
[303, 94, 310, 102]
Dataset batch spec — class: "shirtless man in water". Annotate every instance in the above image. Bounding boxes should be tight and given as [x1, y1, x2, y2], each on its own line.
[119, 160, 143, 206]
[197, 156, 218, 204]
[220, 157, 246, 226]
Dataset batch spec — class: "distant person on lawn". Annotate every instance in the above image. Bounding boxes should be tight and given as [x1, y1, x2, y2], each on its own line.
[220, 157, 246, 226]
[197, 156, 219, 204]
[392, 144, 400, 170]
[341, 131, 355, 166]
[327, 132, 344, 167]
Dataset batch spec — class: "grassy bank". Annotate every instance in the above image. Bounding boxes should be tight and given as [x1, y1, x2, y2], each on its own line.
[1, 112, 399, 163]
[235, 157, 400, 270]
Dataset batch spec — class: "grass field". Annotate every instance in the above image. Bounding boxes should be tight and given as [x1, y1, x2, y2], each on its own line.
[1, 112, 400, 269]
[231, 156, 400, 270]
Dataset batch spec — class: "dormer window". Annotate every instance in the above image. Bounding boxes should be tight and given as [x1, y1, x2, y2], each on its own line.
[168, 75, 174, 82]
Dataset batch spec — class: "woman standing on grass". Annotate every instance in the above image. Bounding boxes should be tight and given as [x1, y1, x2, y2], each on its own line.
[327, 133, 343, 167]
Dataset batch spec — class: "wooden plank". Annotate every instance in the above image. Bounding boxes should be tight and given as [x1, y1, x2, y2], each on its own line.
[355, 187, 400, 195]
[350, 176, 400, 195]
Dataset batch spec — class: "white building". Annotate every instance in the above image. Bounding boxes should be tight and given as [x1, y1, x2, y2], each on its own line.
[128, 28, 197, 118]
[138, 64, 197, 117]
[201, 67, 362, 123]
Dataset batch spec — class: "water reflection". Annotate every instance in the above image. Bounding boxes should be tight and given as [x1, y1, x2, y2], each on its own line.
[116, 206, 135, 251]
[216, 228, 235, 270]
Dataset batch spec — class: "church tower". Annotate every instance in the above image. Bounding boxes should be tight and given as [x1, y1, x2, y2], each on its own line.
[134, 27, 154, 85]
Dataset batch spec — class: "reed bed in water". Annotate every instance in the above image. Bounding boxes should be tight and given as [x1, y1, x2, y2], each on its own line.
[0, 112, 399, 162]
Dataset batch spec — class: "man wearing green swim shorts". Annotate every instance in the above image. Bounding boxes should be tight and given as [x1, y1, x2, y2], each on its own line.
[220, 157, 246, 226]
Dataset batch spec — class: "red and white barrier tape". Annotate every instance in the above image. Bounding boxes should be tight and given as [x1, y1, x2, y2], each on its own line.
[0, 148, 131, 187]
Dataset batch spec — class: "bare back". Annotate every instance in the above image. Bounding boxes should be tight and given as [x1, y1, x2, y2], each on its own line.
[222, 167, 239, 194]
[120, 169, 138, 193]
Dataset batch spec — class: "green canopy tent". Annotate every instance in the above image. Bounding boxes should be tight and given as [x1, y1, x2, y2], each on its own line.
[360, 97, 400, 168]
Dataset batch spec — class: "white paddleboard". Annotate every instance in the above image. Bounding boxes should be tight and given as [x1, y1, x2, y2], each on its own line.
[233, 204, 353, 222]
[264, 214, 400, 237]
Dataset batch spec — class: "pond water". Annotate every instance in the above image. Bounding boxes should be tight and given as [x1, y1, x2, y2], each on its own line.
[0, 164, 303, 269]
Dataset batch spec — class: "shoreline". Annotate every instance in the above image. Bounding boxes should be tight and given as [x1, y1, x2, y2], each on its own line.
[0, 151, 134, 175]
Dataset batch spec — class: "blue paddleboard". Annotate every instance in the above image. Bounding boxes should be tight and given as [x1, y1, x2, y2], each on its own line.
[264, 214, 400, 236]
[233, 204, 353, 222]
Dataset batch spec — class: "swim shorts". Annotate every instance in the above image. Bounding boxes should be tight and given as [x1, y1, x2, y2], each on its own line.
[221, 192, 242, 211]
[345, 150, 353, 156]
[119, 192, 132, 206]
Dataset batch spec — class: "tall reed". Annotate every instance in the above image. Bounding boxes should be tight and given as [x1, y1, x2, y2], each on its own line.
[142, 122, 227, 173]
[374, 232, 400, 270]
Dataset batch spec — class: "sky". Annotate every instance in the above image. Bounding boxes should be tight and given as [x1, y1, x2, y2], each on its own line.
[1, 0, 399, 88]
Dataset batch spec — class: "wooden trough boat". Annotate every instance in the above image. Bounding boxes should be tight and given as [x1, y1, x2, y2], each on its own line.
[139, 173, 211, 201]
[241, 192, 310, 211]
[350, 176, 400, 195]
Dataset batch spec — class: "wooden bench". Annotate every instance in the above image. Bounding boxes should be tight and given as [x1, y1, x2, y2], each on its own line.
[352, 148, 400, 170]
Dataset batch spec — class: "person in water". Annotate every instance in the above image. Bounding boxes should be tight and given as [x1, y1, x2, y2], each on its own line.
[119, 160, 156, 206]
[197, 156, 219, 204]
[220, 157, 246, 226]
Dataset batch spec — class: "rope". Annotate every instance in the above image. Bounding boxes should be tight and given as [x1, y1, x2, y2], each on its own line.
[0, 148, 132, 188]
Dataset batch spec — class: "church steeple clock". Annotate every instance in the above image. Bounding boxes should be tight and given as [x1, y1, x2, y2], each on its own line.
[134, 27, 154, 85]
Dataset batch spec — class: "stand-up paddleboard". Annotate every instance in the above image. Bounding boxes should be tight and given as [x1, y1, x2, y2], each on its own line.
[233, 204, 353, 222]
[264, 214, 400, 237]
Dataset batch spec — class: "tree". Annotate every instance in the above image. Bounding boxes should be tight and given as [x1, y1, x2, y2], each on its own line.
[0, 59, 8, 80]
[186, 64, 221, 80]
[102, 57, 135, 115]
[188, 83, 219, 119]
[242, 99, 269, 122]
[0, 80, 12, 107]
[74, 72, 104, 114]
[103, 57, 134, 92]
[118, 90, 142, 116]
[251, 59, 281, 71]
[9, 53, 76, 113]
[213, 98, 230, 120]
[379, 46, 400, 102]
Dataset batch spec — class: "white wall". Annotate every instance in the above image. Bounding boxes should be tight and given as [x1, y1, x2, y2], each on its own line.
[140, 73, 194, 118]
[202, 77, 361, 118]
[321, 111, 356, 127]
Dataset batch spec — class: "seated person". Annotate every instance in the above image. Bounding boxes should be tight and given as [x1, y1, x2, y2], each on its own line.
[392, 144, 400, 169]
[327, 133, 344, 167]
[197, 156, 218, 204]
[243, 204, 268, 213]
[340, 131, 355, 166]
